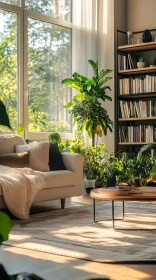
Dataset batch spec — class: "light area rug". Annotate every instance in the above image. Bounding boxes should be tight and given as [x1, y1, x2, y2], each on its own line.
[5, 201, 156, 263]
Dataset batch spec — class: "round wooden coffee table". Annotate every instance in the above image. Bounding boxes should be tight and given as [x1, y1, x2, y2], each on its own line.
[90, 188, 156, 229]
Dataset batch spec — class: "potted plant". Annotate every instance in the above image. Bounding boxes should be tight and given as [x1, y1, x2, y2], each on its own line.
[137, 144, 156, 181]
[150, 56, 156, 67]
[137, 57, 145, 68]
[128, 154, 155, 187]
[110, 153, 129, 185]
[62, 60, 113, 147]
[83, 144, 117, 192]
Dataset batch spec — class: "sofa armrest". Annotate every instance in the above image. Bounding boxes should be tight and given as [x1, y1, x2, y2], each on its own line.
[62, 152, 83, 174]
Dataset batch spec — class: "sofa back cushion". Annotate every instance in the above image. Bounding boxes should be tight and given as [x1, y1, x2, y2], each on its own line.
[0, 152, 30, 168]
[49, 142, 66, 171]
[0, 135, 24, 154]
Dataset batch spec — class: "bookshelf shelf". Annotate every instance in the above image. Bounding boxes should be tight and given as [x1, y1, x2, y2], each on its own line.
[119, 66, 156, 76]
[115, 29, 156, 156]
[118, 92, 156, 99]
[119, 117, 156, 121]
[118, 41, 156, 53]
[118, 142, 156, 145]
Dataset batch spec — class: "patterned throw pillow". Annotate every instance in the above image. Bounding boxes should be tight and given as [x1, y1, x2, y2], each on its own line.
[29, 141, 50, 172]
[15, 142, 50, 172]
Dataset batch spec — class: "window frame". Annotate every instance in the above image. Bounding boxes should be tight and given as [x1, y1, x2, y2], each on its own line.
[0, 0, 74, 140]
[24, 9, 73, 140]
[0, 1, 24, 131]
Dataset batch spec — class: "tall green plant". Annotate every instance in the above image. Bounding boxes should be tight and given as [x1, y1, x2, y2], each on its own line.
[62, 60, 113, 146]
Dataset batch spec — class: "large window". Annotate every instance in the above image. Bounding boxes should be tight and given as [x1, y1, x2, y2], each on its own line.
[0, 0, 72, 137]
[0, 0, 21, 6]
[28, 18, 71, 132]
[25, 0, 72, 21]
[0, 9, 18, 131]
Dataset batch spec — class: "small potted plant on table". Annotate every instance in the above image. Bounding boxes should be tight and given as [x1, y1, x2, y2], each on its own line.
[127, 155, 155, 187]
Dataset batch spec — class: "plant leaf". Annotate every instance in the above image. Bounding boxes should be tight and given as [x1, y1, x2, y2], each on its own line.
[88, 60, 98, 77]
[0, 100, 11, 129]
[17, 124, 24, 135]
[0, 212, 12, 245]
[63, 101, 74, 108]
[61, 78, 74, 84]
[67, 83, 81, 90]
[150, 165, 156, 178]
[137, 144, 156, 159]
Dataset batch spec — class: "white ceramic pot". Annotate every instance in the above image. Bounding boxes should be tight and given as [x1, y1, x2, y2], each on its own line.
[89, 179, 96, 188]
[137, 62, 145, 68]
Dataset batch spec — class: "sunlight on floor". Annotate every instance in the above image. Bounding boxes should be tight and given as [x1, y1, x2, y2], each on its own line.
[3, 246, 69, 264]
[75, 262, 151, 280]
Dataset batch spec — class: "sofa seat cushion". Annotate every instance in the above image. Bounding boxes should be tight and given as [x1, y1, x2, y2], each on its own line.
[44, 170, 75, 189]
[0, 170, 75, 196]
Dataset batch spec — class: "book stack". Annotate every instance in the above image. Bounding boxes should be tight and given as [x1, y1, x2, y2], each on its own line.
[119, 100, 156, 118]
[119, 75, 156, 95]
[119, 125, 156, 143]
[118, 53, 137, 71]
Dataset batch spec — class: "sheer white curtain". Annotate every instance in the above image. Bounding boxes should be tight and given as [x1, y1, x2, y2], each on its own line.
[72, 0, 98, 77]
[72, 0, 114, 149]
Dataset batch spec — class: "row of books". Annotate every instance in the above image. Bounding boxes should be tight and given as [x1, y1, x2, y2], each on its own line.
[119, 100, 156, 119]
[119, 75, 156, 95]
[119, 125, 156, 143]
[118, 53, 137, 71]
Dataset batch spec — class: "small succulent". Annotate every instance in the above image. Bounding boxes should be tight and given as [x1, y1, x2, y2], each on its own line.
[139, 57, 144, 62]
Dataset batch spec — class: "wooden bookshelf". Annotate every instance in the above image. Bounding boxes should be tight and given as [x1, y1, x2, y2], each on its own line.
[116, 30, 156, 156]
[119, 66, 156, 76]
[118, 41, 156, 53]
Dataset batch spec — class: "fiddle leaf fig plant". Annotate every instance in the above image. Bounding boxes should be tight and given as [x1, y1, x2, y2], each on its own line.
[62, 60, 113, 146]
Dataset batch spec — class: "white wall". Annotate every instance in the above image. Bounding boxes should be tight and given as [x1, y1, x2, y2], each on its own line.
[98, 0, 128, 151]
[114, 0, 127, 32]
[98, 0, 115, 151]
[127, 0, 156, 31]
[100, 0, 127, 151]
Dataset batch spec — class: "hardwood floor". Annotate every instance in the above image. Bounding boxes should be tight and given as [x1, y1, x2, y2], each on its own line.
[1, 195, 156, 280]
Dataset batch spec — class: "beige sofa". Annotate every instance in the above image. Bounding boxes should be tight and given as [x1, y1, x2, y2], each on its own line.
[0, 135, 83, 210]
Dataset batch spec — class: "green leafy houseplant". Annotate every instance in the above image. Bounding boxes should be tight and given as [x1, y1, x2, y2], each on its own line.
[110, 153, 130, 184]
[62, 60, 113, 146]
[127, 155, 155, 186]
[137, 144, 156, 178]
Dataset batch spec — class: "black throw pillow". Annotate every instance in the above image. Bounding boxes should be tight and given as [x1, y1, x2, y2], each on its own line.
[49, 142, 66, 171]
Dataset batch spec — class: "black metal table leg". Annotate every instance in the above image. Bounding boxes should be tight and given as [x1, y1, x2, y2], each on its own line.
[112, 200, 114, 228]
[123, 201, 125, 219]
[93, 198, 95, 222]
